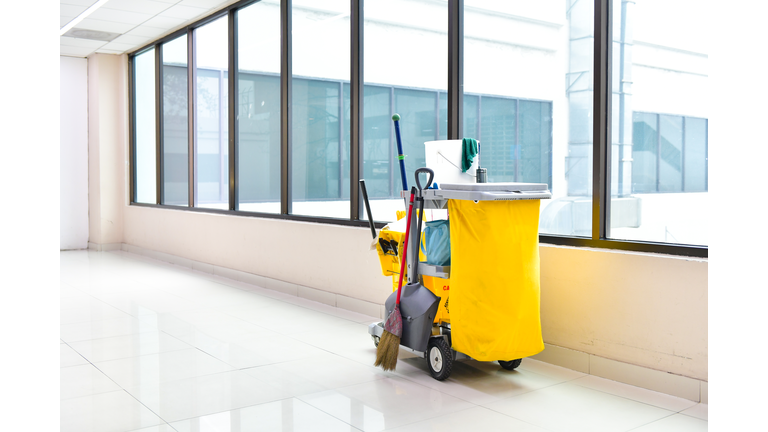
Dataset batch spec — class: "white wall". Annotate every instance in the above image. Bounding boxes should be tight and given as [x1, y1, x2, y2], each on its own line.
[88, 54, 127, 246]
[60, 56, 89, 250]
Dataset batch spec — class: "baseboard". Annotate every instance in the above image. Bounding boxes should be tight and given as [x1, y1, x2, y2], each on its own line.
[531, 342, 706, 402]
[88, 242, 122, 252]
[106, 243, 706, 399]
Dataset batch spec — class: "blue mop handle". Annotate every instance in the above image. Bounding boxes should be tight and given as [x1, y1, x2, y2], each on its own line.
[392, 114, 408, 192]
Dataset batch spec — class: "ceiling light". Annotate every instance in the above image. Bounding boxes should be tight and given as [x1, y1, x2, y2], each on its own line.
[63, 28, 121, 42]
[60, 0, 112, 36]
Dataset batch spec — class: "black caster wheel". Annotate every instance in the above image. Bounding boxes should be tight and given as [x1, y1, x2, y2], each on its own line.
[426, 337, 453, 380]
[371, 335, 380, 347]
[499, 359, 522, 370]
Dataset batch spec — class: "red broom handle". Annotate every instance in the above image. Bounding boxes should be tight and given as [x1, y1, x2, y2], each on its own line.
[396, 189, 416, 305]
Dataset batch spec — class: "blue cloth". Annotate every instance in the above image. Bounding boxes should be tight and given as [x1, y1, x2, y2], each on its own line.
[421, 219, 451, 266]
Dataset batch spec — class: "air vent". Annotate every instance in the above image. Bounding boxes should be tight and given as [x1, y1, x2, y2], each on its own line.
[63, 28, 121, 42]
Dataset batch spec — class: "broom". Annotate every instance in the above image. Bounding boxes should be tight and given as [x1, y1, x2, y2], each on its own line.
[374, 186, 416, 371]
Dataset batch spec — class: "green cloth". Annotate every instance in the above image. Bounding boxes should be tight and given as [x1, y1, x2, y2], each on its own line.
[461, 138, 478, 172]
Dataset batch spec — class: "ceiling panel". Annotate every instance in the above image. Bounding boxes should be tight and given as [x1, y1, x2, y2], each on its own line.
[76, 17, 136, 33]
[61, 0, 97, 7]
[61, 36, 108, 49]
[110, 34, 152, 46]
[141, 15, 187, 29]
[60, 4, 88, 17]
[123, 25, 169, 38]
[102, 0, 174, 15]
[158, 4, 209, 20]
[89, 8, 153, 25]
[178, 0, 232, 8]
[98, 41, 138, 52]
[61, 16, 75, 26]
[61, 45, 100, 57]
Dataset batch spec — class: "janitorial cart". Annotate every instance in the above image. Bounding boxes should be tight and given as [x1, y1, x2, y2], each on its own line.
[367, 167, 551, 380]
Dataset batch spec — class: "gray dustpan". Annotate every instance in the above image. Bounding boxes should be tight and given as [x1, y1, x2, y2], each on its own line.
[384, 280, 440, 352]
[384, 168, 440, 353]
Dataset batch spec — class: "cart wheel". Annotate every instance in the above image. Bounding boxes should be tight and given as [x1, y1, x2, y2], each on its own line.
[371, 335, 380, 347]
[499, 359, 522, 370]
[426, 338, 453, 381]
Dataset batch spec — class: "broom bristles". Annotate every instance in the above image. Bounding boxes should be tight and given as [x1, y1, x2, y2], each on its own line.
[374, 330, 400, 371]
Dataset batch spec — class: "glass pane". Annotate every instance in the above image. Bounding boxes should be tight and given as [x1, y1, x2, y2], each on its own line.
[658, 115, 683, 192]
[195, 16, 229, 209]
[464, 0, 593, 237]
[162, 35, 188, 206]
[631, 112, 658, 193]
[292, 0, 350, 218]
[481, 97, 517, 183]
[438, 92, 447, 141]
[134, 49, 156, 204]
[609, 0, 708, 246]
[362, 85, 392, 200]
[463, 94, 479, 142]
[363, 0, 447, 222]
[238, 1, 281, 214]
[519, 100, 551, 186]
[684, 117, 707, 192]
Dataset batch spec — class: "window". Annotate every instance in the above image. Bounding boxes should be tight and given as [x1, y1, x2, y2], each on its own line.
[129, 0, 706, 257]
[133, 48, 156, 204]
[161, 35, 188, 206]
[195, 16, 229, 209]
[237, 1, 281, 213]
[609, 0, 708, 247]
[292, 0, 351, 219]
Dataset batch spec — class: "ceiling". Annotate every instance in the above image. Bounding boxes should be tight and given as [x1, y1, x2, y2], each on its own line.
[60, 0, 238, 57]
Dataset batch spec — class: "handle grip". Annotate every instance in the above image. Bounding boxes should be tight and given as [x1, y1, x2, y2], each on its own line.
[359, 179, 376, 240]
[414, 167, 435, 192]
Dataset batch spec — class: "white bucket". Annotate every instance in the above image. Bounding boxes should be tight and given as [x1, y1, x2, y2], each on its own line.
[424, 140, 479, 186]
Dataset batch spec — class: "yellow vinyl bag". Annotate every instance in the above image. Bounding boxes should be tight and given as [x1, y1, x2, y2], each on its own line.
[447, 199, 544, 361]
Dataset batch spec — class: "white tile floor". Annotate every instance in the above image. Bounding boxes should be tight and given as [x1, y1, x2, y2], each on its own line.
[60, 250, 708, 432]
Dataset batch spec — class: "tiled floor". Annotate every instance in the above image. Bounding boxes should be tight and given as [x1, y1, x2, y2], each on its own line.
[60, 250, 708, 432]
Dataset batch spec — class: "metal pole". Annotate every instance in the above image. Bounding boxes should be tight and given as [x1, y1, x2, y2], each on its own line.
[448, 0, 463, 140]
[592, 0, 612, 239]
[155, 46, 164, 204]
[281, 0, 292, 214]
[229, 9, 238, 211]
[350, 0, 363, 220]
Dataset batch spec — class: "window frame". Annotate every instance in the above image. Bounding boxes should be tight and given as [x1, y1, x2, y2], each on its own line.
[127, 0, 707, 258]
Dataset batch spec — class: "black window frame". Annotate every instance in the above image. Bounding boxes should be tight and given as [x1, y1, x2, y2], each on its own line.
[127, 0, 707, 258]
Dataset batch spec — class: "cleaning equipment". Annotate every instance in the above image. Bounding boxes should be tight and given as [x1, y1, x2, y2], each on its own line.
[421, 219, 451, 266]
[374, 187, 416, 371]
[448, 197, 544, 362]
[368, 180, 551, 381]
[461, 138, 478, 172]
[392, 114, 408, 208]
[383, 169, 441, 353]
[359, 179, 376, 240]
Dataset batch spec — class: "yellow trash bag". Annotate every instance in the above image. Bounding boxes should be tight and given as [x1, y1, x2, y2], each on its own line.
[447, 199, 544, 361]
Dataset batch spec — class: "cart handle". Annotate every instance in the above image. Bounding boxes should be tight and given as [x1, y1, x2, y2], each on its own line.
[415, 167, 435, 192]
